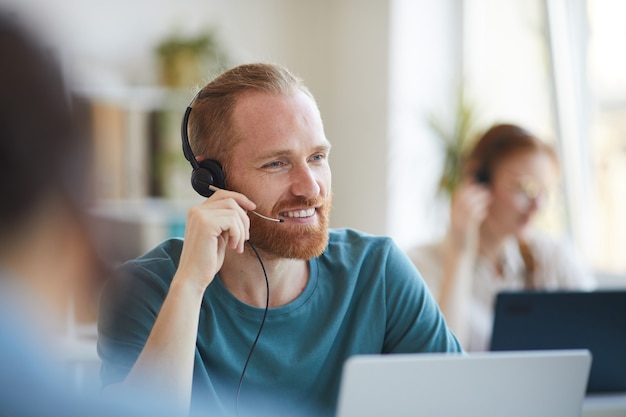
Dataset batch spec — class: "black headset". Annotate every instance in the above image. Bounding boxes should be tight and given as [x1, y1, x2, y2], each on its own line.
[474, 168, 491, 185]
[181, 94, 226, 197]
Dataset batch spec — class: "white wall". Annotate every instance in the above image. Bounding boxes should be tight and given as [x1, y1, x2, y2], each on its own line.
[2, 0, 458, 244]
[323, 0, 391, 235]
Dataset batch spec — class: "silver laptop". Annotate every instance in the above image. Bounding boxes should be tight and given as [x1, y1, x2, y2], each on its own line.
[336, 350, 591, 417]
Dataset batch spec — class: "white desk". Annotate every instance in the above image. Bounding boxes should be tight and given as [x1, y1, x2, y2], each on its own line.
[583, 393, 626, 417]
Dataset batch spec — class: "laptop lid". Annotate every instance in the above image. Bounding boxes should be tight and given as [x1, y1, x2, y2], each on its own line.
[490, 290, 626, 393]
[336, 350, 591, 417]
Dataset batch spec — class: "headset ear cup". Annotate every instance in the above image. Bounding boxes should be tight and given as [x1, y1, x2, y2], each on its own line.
[191, 168, 215, 197]
[190, 159, 226, 197]
[474, 169, 490, 185]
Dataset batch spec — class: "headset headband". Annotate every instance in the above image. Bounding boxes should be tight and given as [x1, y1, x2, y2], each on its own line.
[181, 92, 201, 170]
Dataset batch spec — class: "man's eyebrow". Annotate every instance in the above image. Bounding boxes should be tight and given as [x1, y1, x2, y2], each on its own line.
[313, 144, 332, 154]
[252, 144, 331, 163]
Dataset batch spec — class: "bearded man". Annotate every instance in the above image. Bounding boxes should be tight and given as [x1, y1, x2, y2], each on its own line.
[97, 63, 462, 417]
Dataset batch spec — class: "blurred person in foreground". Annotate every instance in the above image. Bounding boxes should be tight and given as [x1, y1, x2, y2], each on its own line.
[407, 123, 595, 351]
[97, 63, 463, 417]
[0, 13, 172, 417]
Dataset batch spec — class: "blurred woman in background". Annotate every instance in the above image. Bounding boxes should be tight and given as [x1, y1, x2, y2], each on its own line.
[408, 123, 595, 351]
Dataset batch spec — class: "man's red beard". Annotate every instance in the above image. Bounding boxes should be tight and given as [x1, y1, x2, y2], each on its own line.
[248, 194, 332, 260]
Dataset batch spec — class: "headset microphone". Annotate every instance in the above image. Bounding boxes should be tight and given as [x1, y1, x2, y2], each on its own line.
[208, 185, 284, 223]
[181, 95, 284, 223]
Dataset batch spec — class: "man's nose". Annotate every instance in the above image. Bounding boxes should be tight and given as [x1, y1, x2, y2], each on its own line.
[290, 164, 321, 200]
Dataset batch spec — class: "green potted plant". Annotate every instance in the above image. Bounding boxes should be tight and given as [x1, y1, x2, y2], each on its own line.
[156, 31, 225, 88]
[427, 85, 481, 196]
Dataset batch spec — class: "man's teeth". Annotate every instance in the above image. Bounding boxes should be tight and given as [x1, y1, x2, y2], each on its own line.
[284, 208, 316, 218]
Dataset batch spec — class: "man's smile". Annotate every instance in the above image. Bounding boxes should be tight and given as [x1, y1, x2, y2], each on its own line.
[280, 207, 316, 218]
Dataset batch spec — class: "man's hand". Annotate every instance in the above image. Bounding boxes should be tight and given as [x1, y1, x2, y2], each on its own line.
[175, 189, 256, 293]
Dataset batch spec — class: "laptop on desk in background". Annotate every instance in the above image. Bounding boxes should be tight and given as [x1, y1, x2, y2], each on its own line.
[490, 290, 626, 393]
[336, 350, 591, 417]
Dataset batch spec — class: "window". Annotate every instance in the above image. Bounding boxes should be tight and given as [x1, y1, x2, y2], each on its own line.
[463, 0, 626, 276]
[586, 0, 626, 274]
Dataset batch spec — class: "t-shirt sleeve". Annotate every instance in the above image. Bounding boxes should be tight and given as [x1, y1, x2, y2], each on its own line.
[382, 240, 463, 354]
[97, 263, 170, 387]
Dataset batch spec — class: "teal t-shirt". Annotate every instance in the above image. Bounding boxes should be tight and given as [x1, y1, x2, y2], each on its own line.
[98, 228, 462, 416]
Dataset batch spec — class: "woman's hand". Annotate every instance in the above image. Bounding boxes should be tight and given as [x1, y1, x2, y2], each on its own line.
[448, 179, 492, 251]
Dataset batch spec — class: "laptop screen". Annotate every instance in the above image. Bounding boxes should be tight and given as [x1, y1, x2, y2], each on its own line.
[490, 290, 626, 393]
[336, 351, 591, 417]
